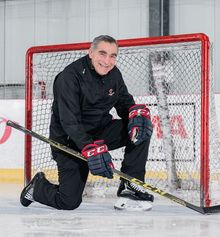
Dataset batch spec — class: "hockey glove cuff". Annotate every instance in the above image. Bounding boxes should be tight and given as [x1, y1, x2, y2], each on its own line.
[82, 140, 114, 179]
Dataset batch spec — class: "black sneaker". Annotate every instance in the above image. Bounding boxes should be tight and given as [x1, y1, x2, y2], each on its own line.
[20, 172, 45, 207]
[117, 179, 154, 202]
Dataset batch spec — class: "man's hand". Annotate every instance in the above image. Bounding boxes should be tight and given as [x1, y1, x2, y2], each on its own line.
[128, 104, 153, 145]
[82, 140, 114, 179]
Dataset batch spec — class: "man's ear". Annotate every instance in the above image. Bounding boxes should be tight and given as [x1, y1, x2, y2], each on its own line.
[88, 48, 93, 59]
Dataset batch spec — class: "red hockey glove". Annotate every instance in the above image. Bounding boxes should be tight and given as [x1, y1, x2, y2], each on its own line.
[82, 140, 114, 179]
[128, 104, 153, 145]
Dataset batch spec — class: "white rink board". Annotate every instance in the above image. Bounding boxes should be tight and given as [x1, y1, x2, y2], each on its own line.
[0, 95, 220, 169]
[0, 100, 25, 168]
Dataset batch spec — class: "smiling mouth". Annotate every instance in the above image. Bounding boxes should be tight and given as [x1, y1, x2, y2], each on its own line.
[99, 63, 109, 68]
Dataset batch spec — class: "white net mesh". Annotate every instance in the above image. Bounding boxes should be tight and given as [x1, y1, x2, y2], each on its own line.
[26, 35, 220, 207]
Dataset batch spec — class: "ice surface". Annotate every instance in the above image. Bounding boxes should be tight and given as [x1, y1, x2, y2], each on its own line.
[1, 184, 220, 237]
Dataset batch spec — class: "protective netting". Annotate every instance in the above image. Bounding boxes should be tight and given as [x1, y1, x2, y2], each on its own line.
[26, 35, 220, 207]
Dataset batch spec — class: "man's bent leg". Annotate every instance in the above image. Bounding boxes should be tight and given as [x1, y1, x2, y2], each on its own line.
[33, 151, 89, 210]
[94, 120, 153, 209]
[121, 139, 150, 181]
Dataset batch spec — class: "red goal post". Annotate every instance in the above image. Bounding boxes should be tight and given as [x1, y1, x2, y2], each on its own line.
[25, 33, 220, 208]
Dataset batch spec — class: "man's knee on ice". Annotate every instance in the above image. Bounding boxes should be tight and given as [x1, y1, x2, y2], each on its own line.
[57, 196, 82, 210]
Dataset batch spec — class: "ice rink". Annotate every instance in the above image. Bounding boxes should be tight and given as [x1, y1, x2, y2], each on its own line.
[1, 183, 220, 237]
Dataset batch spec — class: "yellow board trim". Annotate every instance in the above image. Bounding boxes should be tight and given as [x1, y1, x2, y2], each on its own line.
[1, 168, 220, 184]
[0, 169, 24, 183]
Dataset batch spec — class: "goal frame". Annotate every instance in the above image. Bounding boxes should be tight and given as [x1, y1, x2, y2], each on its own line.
[25, 33, 210, 207]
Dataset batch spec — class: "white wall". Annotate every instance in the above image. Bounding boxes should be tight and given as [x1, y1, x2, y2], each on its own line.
[169, 0, 220, 92]
[0, 0, 149, 86]
[0, 2, 5, 84]
[0, 0, 220, 92]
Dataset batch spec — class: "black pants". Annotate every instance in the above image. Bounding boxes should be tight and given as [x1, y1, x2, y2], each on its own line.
[33, 119, 150, 210]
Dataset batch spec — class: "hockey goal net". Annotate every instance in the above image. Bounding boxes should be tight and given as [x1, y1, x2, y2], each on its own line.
[25, 33, 220, 207]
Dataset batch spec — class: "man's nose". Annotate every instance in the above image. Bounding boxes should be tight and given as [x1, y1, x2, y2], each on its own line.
[103, 55, 111, 65]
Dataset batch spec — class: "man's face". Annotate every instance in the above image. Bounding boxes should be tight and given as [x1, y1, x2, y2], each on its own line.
[88, 41, 118, 76]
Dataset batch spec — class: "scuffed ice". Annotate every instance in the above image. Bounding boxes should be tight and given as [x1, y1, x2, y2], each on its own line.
[1, 184, 220, 237]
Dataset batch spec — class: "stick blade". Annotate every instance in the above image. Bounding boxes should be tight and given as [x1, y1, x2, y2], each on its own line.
[203, 205, 220, 214]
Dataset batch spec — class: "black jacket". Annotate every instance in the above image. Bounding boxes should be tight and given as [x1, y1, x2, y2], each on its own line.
[50, 55, 135, 150]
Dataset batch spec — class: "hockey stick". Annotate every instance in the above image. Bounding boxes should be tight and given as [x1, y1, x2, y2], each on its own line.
[6, 119, 220, 214]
